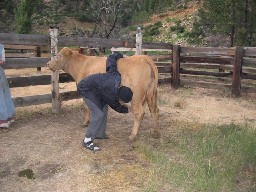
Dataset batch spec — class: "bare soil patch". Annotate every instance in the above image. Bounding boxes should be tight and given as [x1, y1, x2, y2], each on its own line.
[1, 68, 256, 191]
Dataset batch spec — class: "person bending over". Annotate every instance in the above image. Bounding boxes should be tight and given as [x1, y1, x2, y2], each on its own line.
[77, 53, 133, 151]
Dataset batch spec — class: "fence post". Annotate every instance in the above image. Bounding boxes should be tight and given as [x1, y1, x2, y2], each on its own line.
[231, 46, 243, 97]
[135, 26, 142, 55]
[50, 27, 60, 113]
[171, 44, 180, 89]
[36, 46, 41, 72]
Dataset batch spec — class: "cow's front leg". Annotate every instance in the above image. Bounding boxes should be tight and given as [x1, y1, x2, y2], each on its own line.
[82, 103, 90, 127]
[129, 104, 144, 141]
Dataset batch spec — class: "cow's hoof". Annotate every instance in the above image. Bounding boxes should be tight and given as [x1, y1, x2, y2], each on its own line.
[152, 131, 160, 139]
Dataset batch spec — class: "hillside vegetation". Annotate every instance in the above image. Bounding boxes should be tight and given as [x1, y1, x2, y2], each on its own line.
[1, 0, 256, 47]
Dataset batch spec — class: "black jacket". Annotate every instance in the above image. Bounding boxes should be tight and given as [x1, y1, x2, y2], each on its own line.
[77, 53, 128, 113]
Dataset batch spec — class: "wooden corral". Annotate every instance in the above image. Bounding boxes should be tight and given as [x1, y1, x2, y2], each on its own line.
[0, 31, 172, 112]
[170, 46, 256, 97]
[0, 31, 256, 112]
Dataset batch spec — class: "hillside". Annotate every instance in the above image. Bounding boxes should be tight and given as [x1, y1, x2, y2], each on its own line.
[0, 0, 203, 46]
[143, 0, 202, 44]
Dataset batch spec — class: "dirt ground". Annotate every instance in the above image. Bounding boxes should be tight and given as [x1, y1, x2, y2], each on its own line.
[1, 68, 256, 192]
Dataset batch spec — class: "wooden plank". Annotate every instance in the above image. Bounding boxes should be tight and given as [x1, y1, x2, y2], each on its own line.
[241, 73, 256, 80]
[7, 73, 74, 88]
[243, 47, 256, 57]
[180, 63, 221, 69]
[180, 63, 233, 71]
[180, 46, 236, 56]
[8, 75, 51, 88]
[6, 53, 34, 58]
[13, 91, 81, 107]
[157, 66, 171, 73]
[111, 47, 171, 52]
[3, 57, 50, 69]
[13, 94, 52, 107]
[242, 67, 256, 74]
[36, 46, 41, 71]
[158, 77, 172, 85]
[0, 32, 171, 51]
[143, 42, 172, 50]
[180, 56, 232, 64]
[180, 68, 232, 77]
[135, 27, 142, 55]
[181, 79, 231, 89]
[4, 44, 37, 50]
[241, 85, 256, 92]
[58, 36, 172, 49]
[155, 62, 171, 66]
[50, 28, 60, 113]
[150, 55, 172, 61]
[58, 36, 134, 48]
[157, 62, 234, 71]
[61, 91, 80, 101]
[172, 45, 180, 89]
[231, 47, 243, 97]
[0, 33, 50, 46]
[243, 57, 256, 67]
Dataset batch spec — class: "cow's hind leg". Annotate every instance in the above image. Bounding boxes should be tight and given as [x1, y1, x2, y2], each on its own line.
[129, 104, 144, 141]
[146, 89, 160, 138]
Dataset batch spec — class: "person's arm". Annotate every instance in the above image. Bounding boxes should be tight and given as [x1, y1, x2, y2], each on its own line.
[106, 52, 123, 74]
[100, 85, 128, 113]
[107, 98, 129, 113]
[0, 44, 5, 65]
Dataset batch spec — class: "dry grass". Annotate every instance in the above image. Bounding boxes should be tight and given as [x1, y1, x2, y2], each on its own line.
[1, 67, 256, 191]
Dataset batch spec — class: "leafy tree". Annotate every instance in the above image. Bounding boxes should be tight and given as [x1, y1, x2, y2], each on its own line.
[15, 0, 40, 34]
[88, 0, 126, 38]
[194, 0, 256, 46]
[1, 0, 14, 14]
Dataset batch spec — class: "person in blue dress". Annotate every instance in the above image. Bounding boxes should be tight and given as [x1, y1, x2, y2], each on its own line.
[0, 44, 16, 128]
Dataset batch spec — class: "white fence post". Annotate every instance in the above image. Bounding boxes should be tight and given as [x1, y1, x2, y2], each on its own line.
[135, 26, 142, 55]
[49, 27, 60, 113]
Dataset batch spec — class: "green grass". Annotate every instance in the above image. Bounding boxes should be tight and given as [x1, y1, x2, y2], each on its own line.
[138, 123, 256, 191]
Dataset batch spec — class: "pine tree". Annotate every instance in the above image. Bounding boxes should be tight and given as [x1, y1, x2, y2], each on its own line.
[15, 0, 38, 34]
[196, 0, 256, 46]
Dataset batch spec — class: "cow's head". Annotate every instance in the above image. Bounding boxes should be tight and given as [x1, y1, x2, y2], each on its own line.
[47, 47, 73, 71]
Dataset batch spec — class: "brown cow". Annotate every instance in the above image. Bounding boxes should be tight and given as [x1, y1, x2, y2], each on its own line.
[47, 47, 159, 141]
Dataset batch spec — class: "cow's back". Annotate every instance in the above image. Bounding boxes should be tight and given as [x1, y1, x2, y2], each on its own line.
[118, 55, 157, 92]
[74, 54, 157, 100]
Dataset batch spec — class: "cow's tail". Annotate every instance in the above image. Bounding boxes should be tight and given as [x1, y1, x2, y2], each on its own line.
[144, 56, 159, 114]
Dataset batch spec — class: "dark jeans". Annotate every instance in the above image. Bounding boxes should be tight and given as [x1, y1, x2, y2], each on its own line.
[84, 98, 108, 140]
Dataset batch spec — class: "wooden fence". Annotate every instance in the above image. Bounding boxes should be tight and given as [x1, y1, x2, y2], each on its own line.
[0, 29, 255, 113]
[0, 29, 171, 113]
[170, 45, 256, 97]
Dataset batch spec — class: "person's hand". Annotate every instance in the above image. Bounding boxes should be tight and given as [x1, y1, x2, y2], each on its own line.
[0, 60, 4, 65]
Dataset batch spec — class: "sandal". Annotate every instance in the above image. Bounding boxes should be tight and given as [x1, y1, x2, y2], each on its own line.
[82, 141, 101, 151]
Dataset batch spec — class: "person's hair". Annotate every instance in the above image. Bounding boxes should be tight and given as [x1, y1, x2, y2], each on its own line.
[117, 86, 133, 103]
